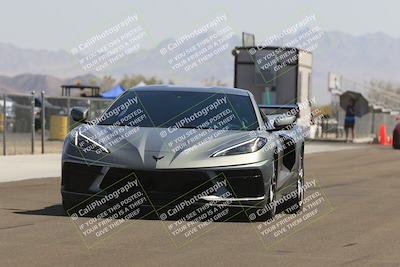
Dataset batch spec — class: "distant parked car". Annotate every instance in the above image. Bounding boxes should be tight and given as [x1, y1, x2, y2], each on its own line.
[393, 118, 400, 149]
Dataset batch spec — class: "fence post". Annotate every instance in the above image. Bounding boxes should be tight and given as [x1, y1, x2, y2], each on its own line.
[88, 99, 91, 118]
[67, 97, 71, 130]
[41, 91, 45, 154]
[31, 91, 35, 154]
[370, 109, 375, 140]
[3, 94, 6, 155]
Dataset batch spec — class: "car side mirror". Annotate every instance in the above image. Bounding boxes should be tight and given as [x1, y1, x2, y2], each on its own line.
[70, 107, 88, 122]
[273, 115, 296, 130]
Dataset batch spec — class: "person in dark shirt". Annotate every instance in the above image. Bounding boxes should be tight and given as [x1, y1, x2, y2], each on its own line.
[344, 99, 356, 142]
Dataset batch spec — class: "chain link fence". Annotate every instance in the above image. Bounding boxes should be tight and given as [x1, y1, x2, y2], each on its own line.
[0, 92, 113, 155]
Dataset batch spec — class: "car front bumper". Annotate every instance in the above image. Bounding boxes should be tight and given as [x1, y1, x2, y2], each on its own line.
[61, 159, 273, 213]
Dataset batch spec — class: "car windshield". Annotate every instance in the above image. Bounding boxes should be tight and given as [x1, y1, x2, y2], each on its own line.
[97, 90, 259, 131]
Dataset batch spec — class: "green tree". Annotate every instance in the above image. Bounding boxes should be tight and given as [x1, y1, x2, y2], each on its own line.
[201, 76, 227, 87]
[119, 74, 165, 89]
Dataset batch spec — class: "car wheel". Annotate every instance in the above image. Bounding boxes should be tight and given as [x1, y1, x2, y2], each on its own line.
[285, 149, 304, 214]
[62, 199, 80, 216]
[393, 129, 400, 149]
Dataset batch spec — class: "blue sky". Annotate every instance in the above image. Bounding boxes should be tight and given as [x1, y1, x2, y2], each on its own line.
[0, 0, 398, 50]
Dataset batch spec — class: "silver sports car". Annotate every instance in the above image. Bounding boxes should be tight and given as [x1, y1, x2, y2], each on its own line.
[61, 85, 305, 221]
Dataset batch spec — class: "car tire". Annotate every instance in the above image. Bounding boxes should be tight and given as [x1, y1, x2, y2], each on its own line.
[393, 129, 400, 149]
[62, 199, 80, 216]
[284, 148, 304, 214]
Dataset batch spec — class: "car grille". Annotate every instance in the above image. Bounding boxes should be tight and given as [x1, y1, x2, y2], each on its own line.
[62, 163, 265, 204]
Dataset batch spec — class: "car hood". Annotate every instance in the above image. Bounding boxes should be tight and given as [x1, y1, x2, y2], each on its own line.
[66, 125, 270, 169]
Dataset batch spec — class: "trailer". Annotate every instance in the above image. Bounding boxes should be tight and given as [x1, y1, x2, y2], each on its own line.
[232, 45, 313, 128]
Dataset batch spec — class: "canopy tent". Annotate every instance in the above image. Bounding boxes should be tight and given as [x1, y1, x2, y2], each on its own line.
[100, 84, 125, 99]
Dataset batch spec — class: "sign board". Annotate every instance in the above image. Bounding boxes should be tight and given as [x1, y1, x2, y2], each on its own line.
[242, 32, 255, 47]
[328, 72, 342, 90]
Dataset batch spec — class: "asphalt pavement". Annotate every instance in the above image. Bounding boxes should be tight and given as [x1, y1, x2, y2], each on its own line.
[0, 144, 399, 266]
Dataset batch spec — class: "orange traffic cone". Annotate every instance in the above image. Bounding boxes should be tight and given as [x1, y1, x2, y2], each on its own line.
[389, 136, 393, 146]
[379, 124, 387, 145]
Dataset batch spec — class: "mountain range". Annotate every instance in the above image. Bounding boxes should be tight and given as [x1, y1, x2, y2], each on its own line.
[1, 30, 399, 104]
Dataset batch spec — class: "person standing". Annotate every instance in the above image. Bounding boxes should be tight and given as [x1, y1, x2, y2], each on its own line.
[344, 99, 356, 142]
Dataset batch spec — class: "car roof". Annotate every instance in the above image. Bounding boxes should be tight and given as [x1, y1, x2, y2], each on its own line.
[129, 85, 250, 96]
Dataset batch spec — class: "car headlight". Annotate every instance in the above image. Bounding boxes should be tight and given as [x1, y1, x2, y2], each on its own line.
[211, 137, 267, 157]
[73, 131, 110, 154]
